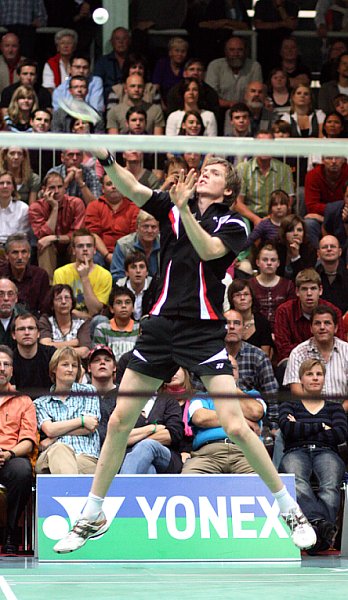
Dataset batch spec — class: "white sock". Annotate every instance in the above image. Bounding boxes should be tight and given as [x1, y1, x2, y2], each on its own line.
[81, 493, 104, 520]
[273, 486, 298, 514]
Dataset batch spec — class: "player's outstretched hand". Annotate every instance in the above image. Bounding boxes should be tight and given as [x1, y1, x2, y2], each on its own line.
[169, 168, 197, 210]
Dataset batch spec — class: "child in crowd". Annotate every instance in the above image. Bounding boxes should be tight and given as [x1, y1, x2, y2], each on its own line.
[243, 189, 290, 250]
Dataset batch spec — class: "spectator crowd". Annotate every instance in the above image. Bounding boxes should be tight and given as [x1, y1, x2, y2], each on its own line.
[0, 0, 348, 558]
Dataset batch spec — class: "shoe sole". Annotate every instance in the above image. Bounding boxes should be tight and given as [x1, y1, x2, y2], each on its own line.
[54, 521, 109, 554]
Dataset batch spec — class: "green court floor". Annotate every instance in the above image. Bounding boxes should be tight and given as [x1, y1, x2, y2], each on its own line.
[0, 557, 348, 600]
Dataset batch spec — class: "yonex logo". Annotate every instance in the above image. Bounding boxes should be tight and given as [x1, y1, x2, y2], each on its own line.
[216, 363, 224, 369]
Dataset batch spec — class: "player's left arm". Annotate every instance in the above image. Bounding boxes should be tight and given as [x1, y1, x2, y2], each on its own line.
[170, 170, 229, 261]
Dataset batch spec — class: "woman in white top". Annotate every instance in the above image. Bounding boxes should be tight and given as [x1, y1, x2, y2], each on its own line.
[165, 78, 217, 136]
[0, 171, 29, 249]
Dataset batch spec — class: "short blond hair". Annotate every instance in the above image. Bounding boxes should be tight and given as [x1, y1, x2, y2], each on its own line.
[299, 358, 326, 380]
[49, 347, 82, 383]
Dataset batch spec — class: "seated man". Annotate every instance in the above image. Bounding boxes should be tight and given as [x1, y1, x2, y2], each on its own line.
[52, 53, 104, 113]
[0, 278, 26, 349]
[316, 235, 348, 314]
[279, 358, 347, 554]
[28, 109, 57, 180]
[53, 229, 112, 319]
[34, 347, 100, 474]
[182, 362, 265, 474]
[274, 268, 345, 367]
[92, 286, 140, 362]
[0, 59, 51, 117]
[117, 251, 158, 320]
[283, 305, 348, 410]
[88, 345, 118, 448]
[236, 131, 295, 227]
[12, 312, 55, 394]
[48, 149, 102, 206]
[84, 172, 140, 268]
[51, 75, 104, 134]
[111, 210, 160, 282]
[0, 344, 37, 555]
[224, 308, 279, 431]
[29, 172, 86, 281]
[0, 233, 49, 316]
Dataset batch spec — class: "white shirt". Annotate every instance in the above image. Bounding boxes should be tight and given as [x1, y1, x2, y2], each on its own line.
[42, 58, 69, 90]
[165, 109, 218, 136]
[0, 199, 29, 244]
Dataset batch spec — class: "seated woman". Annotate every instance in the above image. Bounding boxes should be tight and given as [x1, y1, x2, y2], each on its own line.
[227, 278, 273, 357]
[165, 78, 217, 136]
[279, 358, 347, 554]
[39, 284, 91, 359]
[0, 170, 30, 262]
[4, 85, 38, 133]
[275, 214, 317, 280]
[0, 146, 40, 205]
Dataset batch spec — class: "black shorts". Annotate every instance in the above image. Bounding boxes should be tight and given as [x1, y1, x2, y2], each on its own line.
[127, 315, 232, 382]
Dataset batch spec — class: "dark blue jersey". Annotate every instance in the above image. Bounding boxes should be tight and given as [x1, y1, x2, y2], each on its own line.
[142, 190, 247, 320]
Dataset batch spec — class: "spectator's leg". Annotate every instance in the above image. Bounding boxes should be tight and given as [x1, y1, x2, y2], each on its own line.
[0, 457, 32, 538]
[35, 444, 79, 474]
[38, 245, 57, 283]
[76, 454, 98, 474]
[313, 449, 346, 523]
[304, 218, 322, 249]
[280, 449, 320, 521]
[119, 439, 171, 474]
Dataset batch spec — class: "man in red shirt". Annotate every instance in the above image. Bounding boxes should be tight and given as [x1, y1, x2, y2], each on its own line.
[274, 268, 345, 379]
[84, 173, 139, 268]
[304, 156, 348, 247]
[29, 172, 85, 281]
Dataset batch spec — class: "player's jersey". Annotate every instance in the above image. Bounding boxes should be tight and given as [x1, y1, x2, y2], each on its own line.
[142, 190, 247, 320]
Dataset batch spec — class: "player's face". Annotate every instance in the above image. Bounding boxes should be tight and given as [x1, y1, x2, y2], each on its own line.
[31, 111, 51, 132]
[73, 236, 96, 263]
[6, 242, 30, 272]
[0, 280, 17, 318]
[126, 261, 148, 286]
[12, 317, 39, 347]
[300, 365, 325, 395]
[310, 313, 337, 344]
[196, 163, 229, 200]
[110, 295, 134, 321]
[54, 356, 79, 387]
[89, 353, 116, 380]
[296, 284, 321, 312]
[137, 219, 159, 243]
[256, 249, 279, 275]
[0, 352, 13, 389]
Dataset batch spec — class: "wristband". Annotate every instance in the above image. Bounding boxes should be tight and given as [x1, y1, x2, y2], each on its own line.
[151, 422, 157, 434]
[81, 415, 85, 428]
[98, 151, 116, 167]
[7, 450, 15, 459]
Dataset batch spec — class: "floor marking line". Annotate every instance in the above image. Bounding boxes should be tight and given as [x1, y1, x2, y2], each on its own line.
[0, 577, 19, 600]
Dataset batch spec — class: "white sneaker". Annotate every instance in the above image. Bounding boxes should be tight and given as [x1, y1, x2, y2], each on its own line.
[53, 511, 109, 554]
[281, 506, 317, 550]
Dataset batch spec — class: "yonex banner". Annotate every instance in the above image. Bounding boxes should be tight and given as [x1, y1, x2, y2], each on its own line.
[37, 474, 299, 561]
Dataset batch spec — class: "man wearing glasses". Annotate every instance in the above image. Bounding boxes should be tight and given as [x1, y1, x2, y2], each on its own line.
[11, 312, 55, 394]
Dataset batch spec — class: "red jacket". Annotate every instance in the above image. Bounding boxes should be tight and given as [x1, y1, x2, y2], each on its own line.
[47, 53, 62, 87]
[85, 196, 139, 252]
[304, 163, 348, 215]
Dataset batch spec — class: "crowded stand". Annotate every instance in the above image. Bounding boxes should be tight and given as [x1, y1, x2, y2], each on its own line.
[1, 0, 348, 559]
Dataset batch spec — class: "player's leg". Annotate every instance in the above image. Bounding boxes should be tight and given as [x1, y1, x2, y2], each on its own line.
[54, 368, 162, 553]
[202, 373, 317, 550]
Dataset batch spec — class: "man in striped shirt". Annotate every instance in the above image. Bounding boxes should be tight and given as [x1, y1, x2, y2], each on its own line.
[235, 131, 295, 227]
[283, 305, 348, 411]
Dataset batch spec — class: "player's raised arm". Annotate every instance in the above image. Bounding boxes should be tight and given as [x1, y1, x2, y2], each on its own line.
[95, 150, 152, 207]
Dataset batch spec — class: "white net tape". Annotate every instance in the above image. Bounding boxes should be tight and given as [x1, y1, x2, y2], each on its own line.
[1, 132, 348, 157]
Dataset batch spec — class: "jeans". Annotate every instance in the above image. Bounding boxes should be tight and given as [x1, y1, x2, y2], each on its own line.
[304, 218, 321, 249]
[279, 447, 345, 523]
[119, 439, 171, 474]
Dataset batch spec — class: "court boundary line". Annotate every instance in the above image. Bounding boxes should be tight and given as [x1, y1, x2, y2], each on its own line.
[0, 577, 18, 600]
